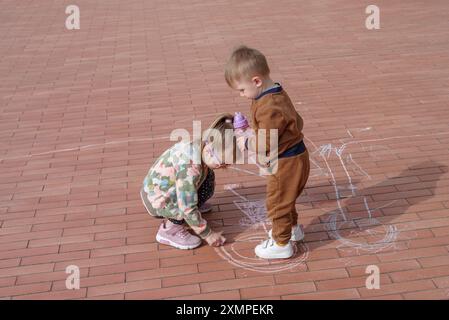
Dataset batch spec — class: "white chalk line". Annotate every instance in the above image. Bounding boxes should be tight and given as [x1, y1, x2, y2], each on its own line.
[3, 128, 449, 164]
[0, 135, 171, 162]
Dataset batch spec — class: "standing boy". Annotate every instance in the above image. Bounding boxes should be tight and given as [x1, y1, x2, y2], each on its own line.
[225, 45, 310, 259]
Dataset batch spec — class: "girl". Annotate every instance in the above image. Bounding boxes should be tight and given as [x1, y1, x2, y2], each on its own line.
[140, 114, 235, 249]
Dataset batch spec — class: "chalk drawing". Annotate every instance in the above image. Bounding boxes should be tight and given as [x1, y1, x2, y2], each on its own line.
[215, 127, 449, 271]
[216, 183, 309, 273]
[306, 134, 401, 253]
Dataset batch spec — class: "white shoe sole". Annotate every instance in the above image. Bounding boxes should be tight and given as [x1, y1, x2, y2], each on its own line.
[156, 234, 201, 250]
[255, 246, 294, 259]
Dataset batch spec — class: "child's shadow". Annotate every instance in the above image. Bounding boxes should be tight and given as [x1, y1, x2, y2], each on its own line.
[300, 160, 448, 254]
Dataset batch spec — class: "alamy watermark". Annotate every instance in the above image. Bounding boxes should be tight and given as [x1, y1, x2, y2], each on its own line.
[365, 265, 380, 289]
[365, 5, 380, 30]
[65, 265, 80, 290]
[170, 121, 279, 175]
[65, 5, 80, 30]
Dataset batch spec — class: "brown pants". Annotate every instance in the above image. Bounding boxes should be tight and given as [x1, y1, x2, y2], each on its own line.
[266, 150, 310, 245]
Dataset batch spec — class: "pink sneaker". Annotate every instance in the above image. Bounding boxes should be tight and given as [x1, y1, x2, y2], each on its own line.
[199, 202, 213, 213]
[156, 221, 202, 250]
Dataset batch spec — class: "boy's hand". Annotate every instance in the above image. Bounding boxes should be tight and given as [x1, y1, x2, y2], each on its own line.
[235, 127, 253, 153]
[234, 128, 247, 135]
[205, 231, 226, 247]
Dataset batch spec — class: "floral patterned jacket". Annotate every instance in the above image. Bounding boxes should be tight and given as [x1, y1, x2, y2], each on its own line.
[142, 141, 211, 239]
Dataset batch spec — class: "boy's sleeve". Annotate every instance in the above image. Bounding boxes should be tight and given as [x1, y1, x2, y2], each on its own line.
[247, 106, 286, 161]
[175, 164, 212, 239]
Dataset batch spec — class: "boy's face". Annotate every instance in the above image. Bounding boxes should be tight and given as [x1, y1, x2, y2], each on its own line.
[233, 77, 263, 99]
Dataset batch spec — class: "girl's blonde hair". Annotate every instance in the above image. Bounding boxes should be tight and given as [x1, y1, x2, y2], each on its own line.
[202, 113, 236, 165]
[224, 45, 270, 88]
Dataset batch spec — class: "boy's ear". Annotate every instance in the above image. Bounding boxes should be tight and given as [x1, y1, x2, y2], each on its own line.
[252, 76, 263, 87]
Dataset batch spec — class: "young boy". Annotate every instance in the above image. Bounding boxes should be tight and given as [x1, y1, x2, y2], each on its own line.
[225, 45, 310, 259]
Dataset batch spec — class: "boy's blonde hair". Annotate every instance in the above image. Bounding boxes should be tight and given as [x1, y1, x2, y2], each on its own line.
[224, 45, 270, 88]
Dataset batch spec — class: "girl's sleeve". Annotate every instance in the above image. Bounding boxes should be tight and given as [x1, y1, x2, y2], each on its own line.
[175, 164, 212, 239]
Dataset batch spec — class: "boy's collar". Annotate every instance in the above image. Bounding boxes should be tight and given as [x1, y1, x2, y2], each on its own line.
[254, 82, 282, 100]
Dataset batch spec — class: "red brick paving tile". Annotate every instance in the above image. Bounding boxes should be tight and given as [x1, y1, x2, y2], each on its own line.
[126, 264, 198, 282]
[200, 275, 275, 293]
[63, 224, 126, 236]
[433, 276, 449, 289]
[0, 230, 62, 245]
[282, 288, 360, 300]
[28, 234, 95, 248]
[31, 219, 95, 232]
[0, 241, 30, 252]
[12, 289, 88, 300]
[241, 282, 316, 299]
[357, 280, 436, 298]
[93, 228, 150, 241]
[363, 294, 403, 300]
[0, 225, 32, 236]
[0, 258, 20, 269]
[87, 279, 161, 298]
[316, 274, 392, 291]
[65, 209, 125, 222]
[402, 289, 449, 300]
[307, 255, 380, 271]
[235, 264, 308, 279]
[16, 269, 89, 286]
[0, 277, 16, 288]
[88, 259, 158, 277]
[2, 215, 65, 228]
[34, 205, 96, 217]
[21, 251, 87, 268]
[84, 293, 125, 300]
[54, 255, 125, 272]
[249, 296, 282, 300]
[90, 243, 158, 258]
[160, 250, 223, 268]
[418, 255, 449, 268]
[0, 282, 51, 298]
[162, 270, 235, 288]
[125, 284, 201, 300]
[125, 247, 191, 263]
[407, 235, 449, 249]
[168, 290, 241, 300]
[432, 225, 449, 237]
[60, 238, 126, 253]
[0, 264, 54, 278]
[377, 246, 448, 263]
[275, 268, 349, 285]
[346, 260, 421, 277]
[124, 235, 155, 245]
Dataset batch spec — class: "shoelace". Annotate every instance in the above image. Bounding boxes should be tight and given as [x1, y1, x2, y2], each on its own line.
[176, 228, 191, 239]
[262, 239, 275, 248]
[168, 224, 190, 239]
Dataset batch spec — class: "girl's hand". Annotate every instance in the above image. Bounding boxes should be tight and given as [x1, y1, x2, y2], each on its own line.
[205, 231, 226, 247]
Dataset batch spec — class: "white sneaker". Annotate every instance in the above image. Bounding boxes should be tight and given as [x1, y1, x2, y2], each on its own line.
[255, 238, 294, 259]
[268, 224, 305, 241]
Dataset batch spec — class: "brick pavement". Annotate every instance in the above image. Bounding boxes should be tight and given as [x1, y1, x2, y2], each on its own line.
[0, 0, 449, 300]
